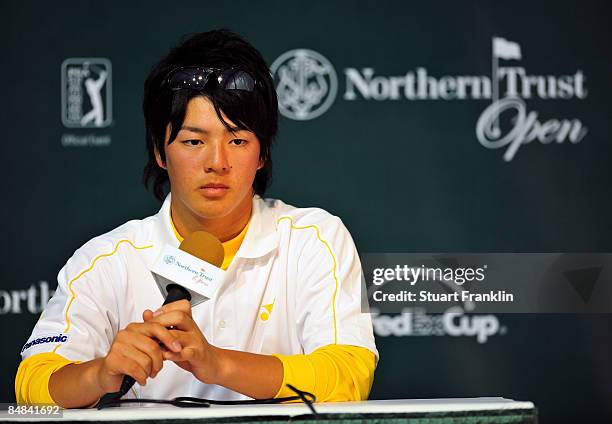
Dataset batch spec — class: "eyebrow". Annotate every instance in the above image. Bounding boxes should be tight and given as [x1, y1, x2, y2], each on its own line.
[180, 125, 243, 134]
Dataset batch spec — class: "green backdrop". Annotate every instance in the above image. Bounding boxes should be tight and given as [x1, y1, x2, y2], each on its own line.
[1, 1, 611, 423]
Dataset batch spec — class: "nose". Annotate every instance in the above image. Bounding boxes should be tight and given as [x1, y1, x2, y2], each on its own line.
[204, 141, 230, 174]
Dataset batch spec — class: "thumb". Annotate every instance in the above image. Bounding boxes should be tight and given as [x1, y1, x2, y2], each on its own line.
[142, 309, 154, 322]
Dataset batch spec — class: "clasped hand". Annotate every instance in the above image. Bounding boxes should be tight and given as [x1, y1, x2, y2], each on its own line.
[97, 300, 219, 393]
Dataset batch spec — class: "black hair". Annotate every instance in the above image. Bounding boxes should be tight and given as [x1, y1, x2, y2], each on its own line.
[142, 29, 278, 201]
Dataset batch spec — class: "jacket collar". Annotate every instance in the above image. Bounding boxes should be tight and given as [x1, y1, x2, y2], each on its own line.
[236, 195, 279, 259]
[155, 194, 279, 259]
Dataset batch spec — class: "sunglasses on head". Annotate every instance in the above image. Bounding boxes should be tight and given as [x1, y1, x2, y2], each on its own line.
[162, 66, 257, 92]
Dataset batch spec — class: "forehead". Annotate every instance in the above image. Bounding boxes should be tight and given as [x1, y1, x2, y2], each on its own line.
[182, 96, 237, 130]
[165, 95, 256, 142]
[165, 96, 250, 140]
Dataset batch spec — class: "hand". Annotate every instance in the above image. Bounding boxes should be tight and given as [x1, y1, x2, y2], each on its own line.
[95, 317, 182, 393]
[143, 300, 221, 384]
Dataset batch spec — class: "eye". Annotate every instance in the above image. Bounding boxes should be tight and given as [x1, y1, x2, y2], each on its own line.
[183, 139, 202, 146]
[230, 139, 247, 146]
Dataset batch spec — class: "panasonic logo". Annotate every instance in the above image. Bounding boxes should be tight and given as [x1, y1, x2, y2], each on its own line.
[21, 334, 69, 353]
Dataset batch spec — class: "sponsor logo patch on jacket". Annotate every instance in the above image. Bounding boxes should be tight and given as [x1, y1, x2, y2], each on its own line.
[21, 334, 69, 353]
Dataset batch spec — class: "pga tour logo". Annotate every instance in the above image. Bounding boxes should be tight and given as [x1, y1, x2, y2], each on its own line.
[61, 58, 112, 128]
[271, 38, 588, 161]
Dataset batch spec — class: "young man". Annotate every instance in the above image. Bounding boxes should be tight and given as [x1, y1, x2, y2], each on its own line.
[16, 29, 377, 408]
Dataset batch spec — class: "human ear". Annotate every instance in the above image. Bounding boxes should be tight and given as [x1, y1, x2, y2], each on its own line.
[155, 147, 167, 170]
[155, 125, 172, 170]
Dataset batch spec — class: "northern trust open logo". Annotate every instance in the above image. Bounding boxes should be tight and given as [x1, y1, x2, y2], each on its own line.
[272, 38, 588, 161]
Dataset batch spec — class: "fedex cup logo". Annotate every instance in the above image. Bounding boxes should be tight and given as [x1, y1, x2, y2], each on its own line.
[372, 307, 504, 344]
[271, 49, 338, 121]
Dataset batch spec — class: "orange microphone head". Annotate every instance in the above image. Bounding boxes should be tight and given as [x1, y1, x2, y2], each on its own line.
[178, 231, 224, 268]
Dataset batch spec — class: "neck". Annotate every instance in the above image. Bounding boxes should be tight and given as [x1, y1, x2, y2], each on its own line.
[171, 197, 253, 243]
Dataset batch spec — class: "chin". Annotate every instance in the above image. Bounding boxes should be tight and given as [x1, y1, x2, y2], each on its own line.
[193, 201, 234, 219]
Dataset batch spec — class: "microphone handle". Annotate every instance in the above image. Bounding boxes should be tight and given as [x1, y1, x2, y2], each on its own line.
[98, 284, 192, 406]
[163, 284, 192, 305]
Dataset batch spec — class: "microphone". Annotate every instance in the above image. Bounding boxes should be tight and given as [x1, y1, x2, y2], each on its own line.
[99, 231, 224, 406]
[161, 231, 225, 306]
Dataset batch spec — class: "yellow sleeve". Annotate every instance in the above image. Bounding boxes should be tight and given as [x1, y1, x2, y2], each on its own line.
[272, 345, 376, 402]
[15, 353, 79, 405]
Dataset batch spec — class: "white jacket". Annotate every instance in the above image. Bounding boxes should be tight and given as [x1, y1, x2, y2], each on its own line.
[22, 195, 377, 400]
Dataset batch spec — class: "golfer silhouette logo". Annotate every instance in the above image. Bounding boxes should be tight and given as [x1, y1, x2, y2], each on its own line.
[80, 63, 108, 127]
[61, 58, 112, 128]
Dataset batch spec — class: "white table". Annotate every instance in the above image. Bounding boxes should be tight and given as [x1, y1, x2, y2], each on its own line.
[0, 398, 537, 423]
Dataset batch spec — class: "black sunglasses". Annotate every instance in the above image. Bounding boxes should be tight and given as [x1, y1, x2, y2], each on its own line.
[162, 66, 257, 92]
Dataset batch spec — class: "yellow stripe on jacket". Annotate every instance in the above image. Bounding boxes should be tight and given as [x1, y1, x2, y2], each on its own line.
[273, 345, 376, 401]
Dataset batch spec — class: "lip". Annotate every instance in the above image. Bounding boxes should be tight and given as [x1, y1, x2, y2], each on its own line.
[199, 183, 229, 198]
[201, 183, 228, 189]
